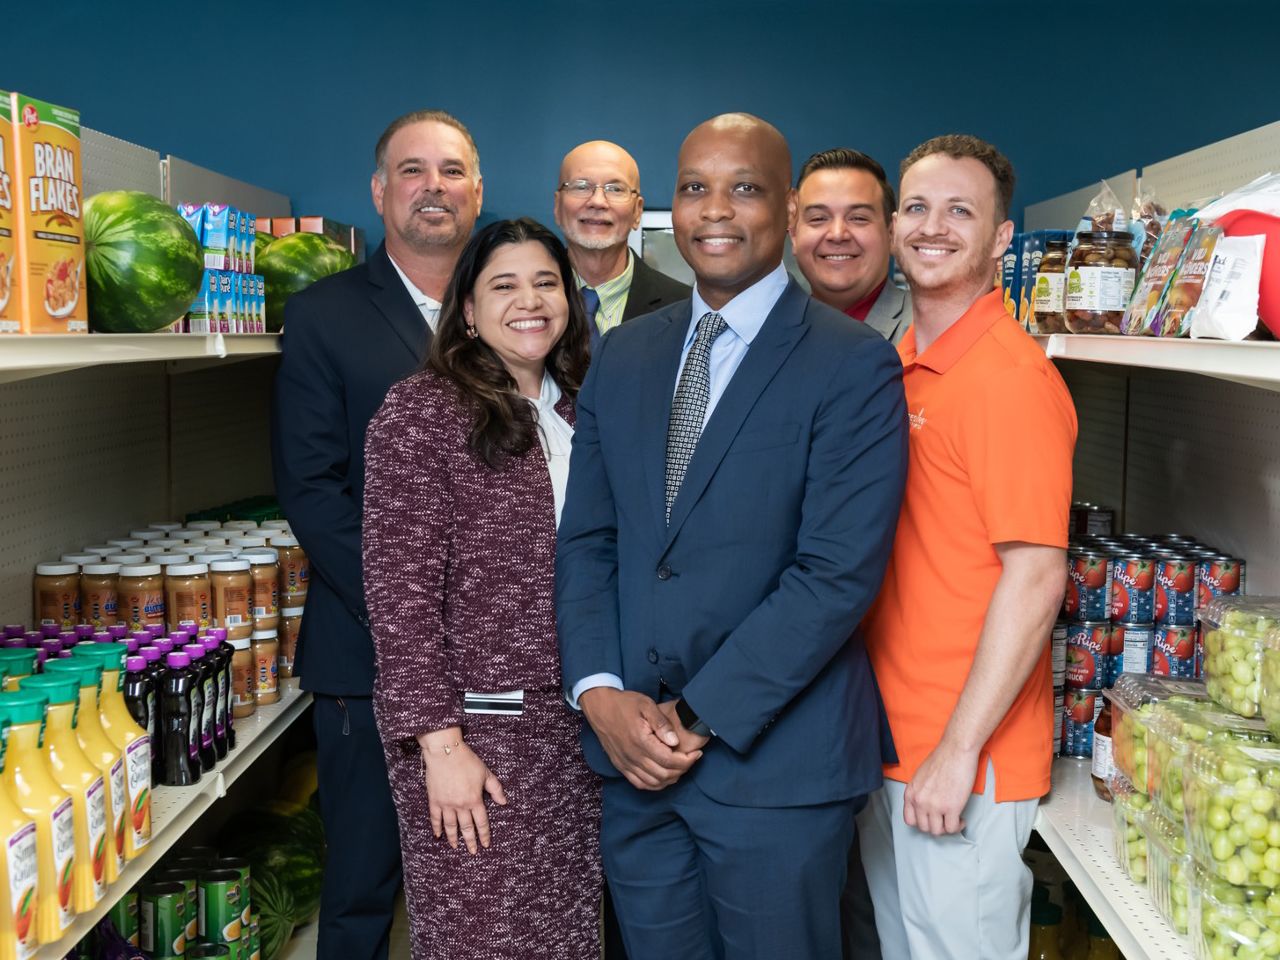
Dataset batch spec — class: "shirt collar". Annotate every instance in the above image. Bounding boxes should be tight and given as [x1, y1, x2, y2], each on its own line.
[687, 262, 789, 348]
[575, 248, 635, 296]
[386, 251, 442, 311]
[844, 279, 888, 323]
[899, 288, 1007, 374]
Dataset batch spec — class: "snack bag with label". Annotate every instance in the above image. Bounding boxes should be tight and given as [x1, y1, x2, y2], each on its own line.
[1131, 190, 1168, 265]
[1121, 214, 1196, 336]
[9, 92, 87, 334]
[1151, 225, 1222, 337]
[0, 91, 15, 333]
[1190, 234, 1266, 341]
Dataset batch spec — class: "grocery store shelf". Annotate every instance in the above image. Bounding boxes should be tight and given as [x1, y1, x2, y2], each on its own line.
[33, 680, 312, 960]
[1035, 759, 1191, 960]
[1034, 334, 1280, 393]
[0, 333, 280, 384]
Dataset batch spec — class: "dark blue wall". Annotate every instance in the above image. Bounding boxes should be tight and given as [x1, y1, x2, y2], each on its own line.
[8, 0, 1280, 246]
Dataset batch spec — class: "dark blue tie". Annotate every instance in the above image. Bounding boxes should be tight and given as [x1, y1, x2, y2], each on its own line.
[581, 286, 602, 350]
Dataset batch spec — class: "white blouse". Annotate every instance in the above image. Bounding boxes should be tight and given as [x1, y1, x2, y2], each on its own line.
[530, 373, 574, 528]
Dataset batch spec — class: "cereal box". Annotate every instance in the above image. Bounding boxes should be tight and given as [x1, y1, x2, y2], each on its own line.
[0, 91, 17, 332]
[271, 217, 296, 238]
[9, 92, 87, 334]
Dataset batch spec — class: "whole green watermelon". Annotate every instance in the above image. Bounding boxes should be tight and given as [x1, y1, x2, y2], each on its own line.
[248, 840, 322, 924]
[85, 190, 204, 333]
[258, 232, 354, 331]
[253, 230, 274, 267]
[252, 868, 296, 960]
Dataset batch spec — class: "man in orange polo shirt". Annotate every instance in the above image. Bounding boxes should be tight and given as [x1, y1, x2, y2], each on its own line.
[860, 134, 1077, 960]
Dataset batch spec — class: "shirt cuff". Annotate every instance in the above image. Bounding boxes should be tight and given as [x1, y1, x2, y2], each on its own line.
[569, 673, 624, 710]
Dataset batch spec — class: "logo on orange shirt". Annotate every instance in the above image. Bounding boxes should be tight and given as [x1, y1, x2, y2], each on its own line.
[908, 408, 928, 431]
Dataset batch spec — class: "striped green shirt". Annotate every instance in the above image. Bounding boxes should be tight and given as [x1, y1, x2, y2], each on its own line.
[576, 250, 636, 335]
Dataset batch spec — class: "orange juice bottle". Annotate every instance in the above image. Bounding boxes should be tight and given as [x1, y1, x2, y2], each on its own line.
[69, 646, 149, 857]
[0, 715, 39, 960]
[0, 654, 35, 694]
[18, 675, 106, 913]
[0, 692, 74, 944]
[41, 660, 123, 884]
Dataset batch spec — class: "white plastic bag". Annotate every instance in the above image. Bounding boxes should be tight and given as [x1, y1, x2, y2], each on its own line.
[1189, 234, 1265, 340]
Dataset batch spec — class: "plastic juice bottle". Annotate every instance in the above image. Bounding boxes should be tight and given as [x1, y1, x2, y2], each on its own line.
[1084, 913, 1119, 959]
[0, 655, 35, 694]
[160, 653, 200, 787]
[68, 647, 150, 858]
[182, 644, 216, 773]
[17, 675, 106, 913]
[201, 636, 229, 759]
[0, 692, 75, 944]
[40, 660, 124, 885]
[1029, 899, 1065, 960]
[208, 629, 235, 751]
[0, 716, 39, 960]
[122, 657, 153, 748]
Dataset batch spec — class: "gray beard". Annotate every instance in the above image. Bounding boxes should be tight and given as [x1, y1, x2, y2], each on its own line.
[563, 224, 626, 251]
[401, 221, 466, 251]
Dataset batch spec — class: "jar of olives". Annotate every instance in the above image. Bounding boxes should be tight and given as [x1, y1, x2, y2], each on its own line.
[1063, 232, 1139, 334]
[1033, 239, 1071, 334]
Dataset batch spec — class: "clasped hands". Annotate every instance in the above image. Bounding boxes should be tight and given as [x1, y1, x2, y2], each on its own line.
[580, 688, 708, 791]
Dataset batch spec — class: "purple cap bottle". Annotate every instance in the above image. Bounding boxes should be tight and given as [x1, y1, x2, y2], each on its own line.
[3, 626, 23, 640]
[154, 638, 175, 655]
[145, 624, 166, 641]
[183, 624, 199, 639]
[183, 643, 206, 661]
[41, 624, 60, 639]
[125, 639, 140, 653]
[166, 651, 191, 669]
[125, 656, 146, 673]
[108, 625, 128, 641]
[35, 649, 48, 667]
[24, 631, 43, 648]
[74, 624, 94, 640]
[130, 631, 151, 645]
[93, 632, 113, 644]
[141, 646, 163, 664]
[202, 636, 220, 653]
[169, 631, 189, 645]
[209, 628, 228, 643]
[41, 640, 62, 659]
[58, 631, 77, 649]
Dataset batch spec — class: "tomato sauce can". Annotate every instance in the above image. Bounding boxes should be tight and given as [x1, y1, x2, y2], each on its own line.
[1066, 550, 1111, 622]
[1110, 553, 1155, 624]
[1196, 556, 1245, 609]
[1084, 505, 1115, 537]
[1062, 688, 1104, 758]
[1053, 687, 1065, 757]
[1050, 621, 1067, 688]
[1152, 624, 1197, 678]
[1066, 622, 1111, 689]
[1112, 622, 1154, 677]
[1154, 554, 1198, 626]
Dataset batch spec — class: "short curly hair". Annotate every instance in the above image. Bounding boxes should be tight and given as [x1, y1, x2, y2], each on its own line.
[900, 134, 1015, 222]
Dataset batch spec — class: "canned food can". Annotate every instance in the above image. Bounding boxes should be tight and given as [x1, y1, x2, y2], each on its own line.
[139, 880, 188, 959]
[1066, 551, 1111, 622]
[1109, 553, 1155, 624]
[151, 867, 199, 942]
[1065, 622, 1110, 689]
[250, 910, 261, 960]
[1069, 502, 1090, 538]
[1195, 624, 1205, 679]
[1084, 505, 1114, 537]
[216, 856, 252, 930]
[1112, 622, 1154, 676]
[1051, 622, 1067, 687]
[199, 869, 244, 944]
[109, 890, 140, 946]
[1196, 556, 1245, 609]
[1053, 687, 1065, 758]
[1062, 688, 1104, 758]
[1152, 624, 1197, 678]
[1154, 554, 1198, 626]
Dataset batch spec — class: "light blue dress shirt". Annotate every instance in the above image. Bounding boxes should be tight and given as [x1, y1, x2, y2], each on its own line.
[570, 263, 791, 710]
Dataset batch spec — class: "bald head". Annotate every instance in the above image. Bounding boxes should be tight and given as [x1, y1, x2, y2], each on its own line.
[554, 139, 645, 257]
[673, 114, 792, 309]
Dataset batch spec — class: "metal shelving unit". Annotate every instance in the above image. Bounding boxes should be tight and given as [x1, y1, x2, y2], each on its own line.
[32, 680, 312, 960]
[0, 333, 280, 384]
[1035, 334, 1280, 394]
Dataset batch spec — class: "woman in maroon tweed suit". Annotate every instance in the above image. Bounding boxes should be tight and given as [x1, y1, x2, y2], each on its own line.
[362, 218, 599, 959]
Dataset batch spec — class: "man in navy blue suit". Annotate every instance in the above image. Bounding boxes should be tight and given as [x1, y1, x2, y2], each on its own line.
[271, 110, 482, 960]
[556, 113, 910, 960]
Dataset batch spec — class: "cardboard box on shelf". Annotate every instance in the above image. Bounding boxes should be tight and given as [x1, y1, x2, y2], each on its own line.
[0, 90, 16, 332]
[271, 217, 297, 238]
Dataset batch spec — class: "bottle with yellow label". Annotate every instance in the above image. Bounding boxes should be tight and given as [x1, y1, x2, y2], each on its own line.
[18, 675, 106, 914]
[40, 659, 123, 886]
[0, 714, 39, 960]
[0, 692, 75, 944]
[0, 655, 35, 695]
[69, 646, 150, 857]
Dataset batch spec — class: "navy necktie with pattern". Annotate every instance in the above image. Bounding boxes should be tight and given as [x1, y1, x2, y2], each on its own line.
[664, 311, 729, 523]
[581, 286, 602, 350]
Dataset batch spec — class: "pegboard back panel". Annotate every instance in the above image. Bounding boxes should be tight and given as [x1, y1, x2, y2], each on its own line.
[1057, 360, 1128, 516]
[1123, 369, 1280, 595]
[0, 366, 169, 624]
[1023, 171, 1138, 232]
[1141, 120, 1280, 210]
[163, 156, 291, 217]
[168, 357, 277, 518]
[82, 128, 162, 197]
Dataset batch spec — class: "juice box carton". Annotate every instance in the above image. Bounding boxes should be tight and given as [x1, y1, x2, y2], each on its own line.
[176, 202, 204, 242]
[236, 207, 248, 272]
[9, 92, 87, 333]
[244, 213, 257, 273]
[0, 91, 17, 332]
[187, 269, 217, 335]
[216, 270, 235, 333]
[202, 204, 233, 270]
[240, 273, 253, 332]
[271, 217, 296, 238]
[254, 274, 265, 333]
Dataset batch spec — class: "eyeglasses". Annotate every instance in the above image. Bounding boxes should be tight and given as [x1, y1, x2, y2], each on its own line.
[559, 179, 639, 204]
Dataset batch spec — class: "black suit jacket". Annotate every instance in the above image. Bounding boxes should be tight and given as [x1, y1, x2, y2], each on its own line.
[620, 254, 691, 322]
[270, 243, 428, 696]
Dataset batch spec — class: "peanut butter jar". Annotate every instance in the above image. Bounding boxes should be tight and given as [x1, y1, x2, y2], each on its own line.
[242, 549, 280, 631]
[271, 536, 309, 606]
[251, 628, 280, 704]
[278, 606, 303, 679]
[118, 563, 166, 632]
[230, 637, 256, 718]
[80, 563, 121, 629]
[165, 562, 212, 632]
[210, 559, 252, 641]
[33, 562, 80, 629]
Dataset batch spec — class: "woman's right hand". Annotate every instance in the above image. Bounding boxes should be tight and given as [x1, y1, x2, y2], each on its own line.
[418, 727, 508, 854]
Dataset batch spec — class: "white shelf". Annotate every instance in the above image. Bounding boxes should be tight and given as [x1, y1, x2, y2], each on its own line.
[0, 334, 280, 384]
[1034, 334, 1280, 393]
[34, 680, 312, 960]
[1035, 759, 1191, 960]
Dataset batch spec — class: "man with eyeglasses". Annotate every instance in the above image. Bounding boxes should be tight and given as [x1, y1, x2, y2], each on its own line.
[554, 141, 689, 349]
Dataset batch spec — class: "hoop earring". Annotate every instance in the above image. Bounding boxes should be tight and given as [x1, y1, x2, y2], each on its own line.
[466, 324, 479, 339]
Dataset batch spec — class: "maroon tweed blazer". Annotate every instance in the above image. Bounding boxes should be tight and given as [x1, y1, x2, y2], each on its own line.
[362, 367, 576, 742]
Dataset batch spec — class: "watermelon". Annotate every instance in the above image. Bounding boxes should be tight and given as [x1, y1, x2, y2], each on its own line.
[84, 190, 204, 333]
[252, 868, 297, 960]
[253, 230, 274, 266]
[257, 232, 354, 331]
[284, 807, 325, 863]
[236, 839, 322, 924]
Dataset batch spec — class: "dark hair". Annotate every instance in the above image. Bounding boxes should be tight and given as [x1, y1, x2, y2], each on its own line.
[796, 148, 895, 225]
[899, 134, 1016, 222]
[374, 109, 480, 182]
[428, 218, 590, 469]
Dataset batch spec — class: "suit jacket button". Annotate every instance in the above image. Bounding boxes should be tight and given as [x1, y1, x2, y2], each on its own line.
[656, 564, 672, 581]
[647, 649, 659, 664]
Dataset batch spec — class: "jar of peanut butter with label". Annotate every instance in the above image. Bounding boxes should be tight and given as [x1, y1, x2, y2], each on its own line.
[271, 536, 309, 605]
[251, 628, 280, 705]
[230, 637, 256, 718]
[166, 563, 212, 632]
[33, 562, 81, 629]
[118, 563, 166, 632]
[186, 520, 222, 533]
[80, 563, 121, 629]
[242, 549, 280, 630]
[230, 537, 268, 551]
[278, 606, 303, 679]
[210, 559, 253, 641]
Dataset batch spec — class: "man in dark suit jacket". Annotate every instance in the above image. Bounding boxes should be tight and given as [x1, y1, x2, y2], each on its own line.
[557, 113, 909, 960]
[271, 109, 482, 960]
[554, 140, 689, 348]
